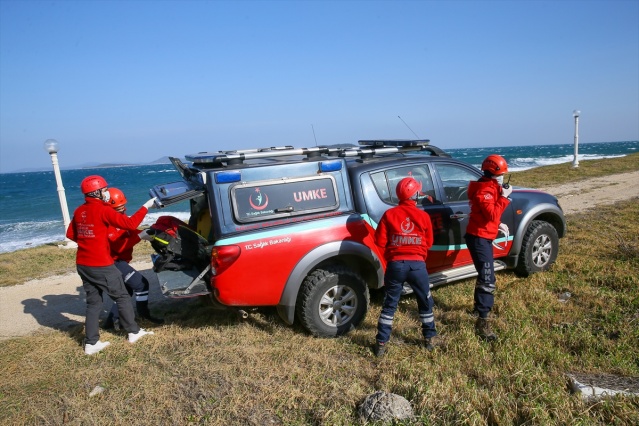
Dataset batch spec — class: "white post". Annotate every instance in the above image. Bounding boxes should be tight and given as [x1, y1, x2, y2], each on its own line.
[44, 139, 77, 248]
[572, 110, 580, 168]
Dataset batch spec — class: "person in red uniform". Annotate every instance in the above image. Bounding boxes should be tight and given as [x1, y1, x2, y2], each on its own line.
[465, 154, 513, 341]
[66, 175, 157, 355]
[103, 188, 164, 330]
[373, 177, 436, 357]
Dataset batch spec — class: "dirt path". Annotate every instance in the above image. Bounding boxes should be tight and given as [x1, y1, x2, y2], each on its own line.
[536, 170, 639, 215]
[2, 171, 639, 341]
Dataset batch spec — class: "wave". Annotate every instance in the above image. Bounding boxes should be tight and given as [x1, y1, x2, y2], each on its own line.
[0, 211, 191, 254]
[506, 154, 626, 172]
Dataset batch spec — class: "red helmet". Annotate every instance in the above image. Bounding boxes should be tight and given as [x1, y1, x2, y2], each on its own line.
[396, 177, 422, 201]
[481, 155, 508, 176]
[108, 188, 127, 209]
[80, 175, 108, 194]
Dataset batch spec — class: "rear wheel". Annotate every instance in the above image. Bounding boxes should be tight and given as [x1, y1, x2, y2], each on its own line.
[296, 265, 369, 337]
[515, 220, 559, 277]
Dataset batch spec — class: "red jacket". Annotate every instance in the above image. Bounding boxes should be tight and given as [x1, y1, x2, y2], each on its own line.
[66, 197, 147, 267]
[466, 177, 510, 240]
[375, 199, 434, 262]
[107, 226, 141, 263]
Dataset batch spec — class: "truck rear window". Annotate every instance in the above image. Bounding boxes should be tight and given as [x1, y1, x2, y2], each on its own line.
[232, 176, 339, 223]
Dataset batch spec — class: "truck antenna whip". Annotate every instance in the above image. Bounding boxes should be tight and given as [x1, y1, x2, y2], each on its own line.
[398, 115, 421, 139]
[311, 124, 318, 146]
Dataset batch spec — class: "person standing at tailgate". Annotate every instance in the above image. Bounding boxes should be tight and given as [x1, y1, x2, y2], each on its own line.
[66, 175, 157, 355]
[372, 177, 437, 357]
[465, 154, 512, 341]
[103, 188, 164, 330]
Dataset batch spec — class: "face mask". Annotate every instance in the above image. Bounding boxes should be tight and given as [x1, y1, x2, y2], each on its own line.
[102, 190, 111, 203]
[494, 175, 504, 185]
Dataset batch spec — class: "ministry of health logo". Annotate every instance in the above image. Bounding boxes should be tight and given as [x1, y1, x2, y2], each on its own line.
[249, 187, 269, 210]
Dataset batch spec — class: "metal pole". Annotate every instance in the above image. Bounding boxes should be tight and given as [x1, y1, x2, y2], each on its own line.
[572, 110, 580, 168]
[44, 139, 77, 248]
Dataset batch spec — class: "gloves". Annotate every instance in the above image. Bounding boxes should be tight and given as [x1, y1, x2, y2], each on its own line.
[138, 230, 154, 241]
[498, 223, 509, 235]
[501, 185, 513, 198]
[143, 197, 157, 209]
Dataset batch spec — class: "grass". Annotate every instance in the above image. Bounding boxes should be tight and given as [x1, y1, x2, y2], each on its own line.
[1, 155, 639, 424]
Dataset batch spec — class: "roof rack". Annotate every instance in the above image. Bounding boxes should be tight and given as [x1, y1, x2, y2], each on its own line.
[358, 139, 430, 147]
[186, 139, 448, 167]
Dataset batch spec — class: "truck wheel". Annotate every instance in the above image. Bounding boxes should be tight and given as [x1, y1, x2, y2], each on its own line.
[296, 265, 369, 337]
[515, 220, 559, 277]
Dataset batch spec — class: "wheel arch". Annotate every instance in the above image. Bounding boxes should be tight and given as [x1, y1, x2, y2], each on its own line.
[507, 203, 566, 265]
[276, 240, 384, 325]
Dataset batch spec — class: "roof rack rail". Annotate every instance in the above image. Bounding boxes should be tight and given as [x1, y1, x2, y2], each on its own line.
[358, 139, 430, 147]
[186, 146, 332, 166]
[186, 139, 447, 166]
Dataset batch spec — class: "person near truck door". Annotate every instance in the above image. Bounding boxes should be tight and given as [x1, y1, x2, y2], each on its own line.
[66, 175, 157, 355]
[103, 188, 164, 330]
[464, 154, 512, 341]
[373, 177, 437, 357]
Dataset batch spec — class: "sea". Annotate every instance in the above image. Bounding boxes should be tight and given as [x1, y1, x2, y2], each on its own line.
[0, 140, 637, 254]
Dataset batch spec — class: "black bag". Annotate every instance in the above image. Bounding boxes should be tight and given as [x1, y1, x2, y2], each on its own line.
[149, 216, 208, 272]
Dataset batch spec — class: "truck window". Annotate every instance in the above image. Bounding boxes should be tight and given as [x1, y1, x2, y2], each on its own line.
[434, 163, 478, 202]
[231, 176, 339, 223]
[371, 165, 435, 205]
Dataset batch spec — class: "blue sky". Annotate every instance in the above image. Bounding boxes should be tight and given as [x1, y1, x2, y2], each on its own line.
[1, 0, 637, 173]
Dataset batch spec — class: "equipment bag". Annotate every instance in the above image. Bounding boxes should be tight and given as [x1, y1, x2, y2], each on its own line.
[149, 216, 197, 272]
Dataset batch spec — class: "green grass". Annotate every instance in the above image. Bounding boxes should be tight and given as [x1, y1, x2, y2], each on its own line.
[1, 155, 638, 424]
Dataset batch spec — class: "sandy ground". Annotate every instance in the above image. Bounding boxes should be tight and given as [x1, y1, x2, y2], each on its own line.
[1, 170, 638, 341]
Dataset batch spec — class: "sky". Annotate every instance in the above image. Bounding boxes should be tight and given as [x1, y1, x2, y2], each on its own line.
[0, 0, 638, 173]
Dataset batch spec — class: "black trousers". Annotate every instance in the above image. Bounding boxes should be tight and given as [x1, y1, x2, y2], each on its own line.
[77, 264, 140, 344]
[464, 234, 496, 318]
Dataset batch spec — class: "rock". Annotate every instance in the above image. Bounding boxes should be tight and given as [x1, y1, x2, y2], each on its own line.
[358, 391, 414, 423]
[89, 386, 106, 397]
[567, 372, 639, 400]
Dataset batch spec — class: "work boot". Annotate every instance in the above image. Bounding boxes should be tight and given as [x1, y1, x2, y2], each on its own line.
[136, 300, 164, 324]
[475, 317, 497, 341]
[424, 338, 435, 351]
[372, 341, 386, 357]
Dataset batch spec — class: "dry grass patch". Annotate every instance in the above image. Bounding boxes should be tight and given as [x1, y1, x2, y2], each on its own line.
[0, 240, 156, 287]
[508, 152, 639, 189]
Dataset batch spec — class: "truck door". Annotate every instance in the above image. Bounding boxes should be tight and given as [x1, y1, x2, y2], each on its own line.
[430, 162, 482, 270]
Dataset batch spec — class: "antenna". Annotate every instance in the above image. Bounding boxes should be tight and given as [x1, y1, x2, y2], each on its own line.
[397, 115, 420, 139]
[311, 124, 318, 147]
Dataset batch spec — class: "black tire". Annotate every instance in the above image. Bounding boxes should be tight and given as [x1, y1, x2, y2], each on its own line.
[515, 220, 559, 277]
[296, 265, 369, 337]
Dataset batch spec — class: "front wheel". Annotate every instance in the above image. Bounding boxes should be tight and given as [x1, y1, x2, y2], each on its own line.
[515, 220, 559, 277]
[296, 265, 369, 337]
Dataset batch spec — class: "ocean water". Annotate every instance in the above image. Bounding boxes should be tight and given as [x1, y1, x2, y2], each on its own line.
[0, 140, 636, 254]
